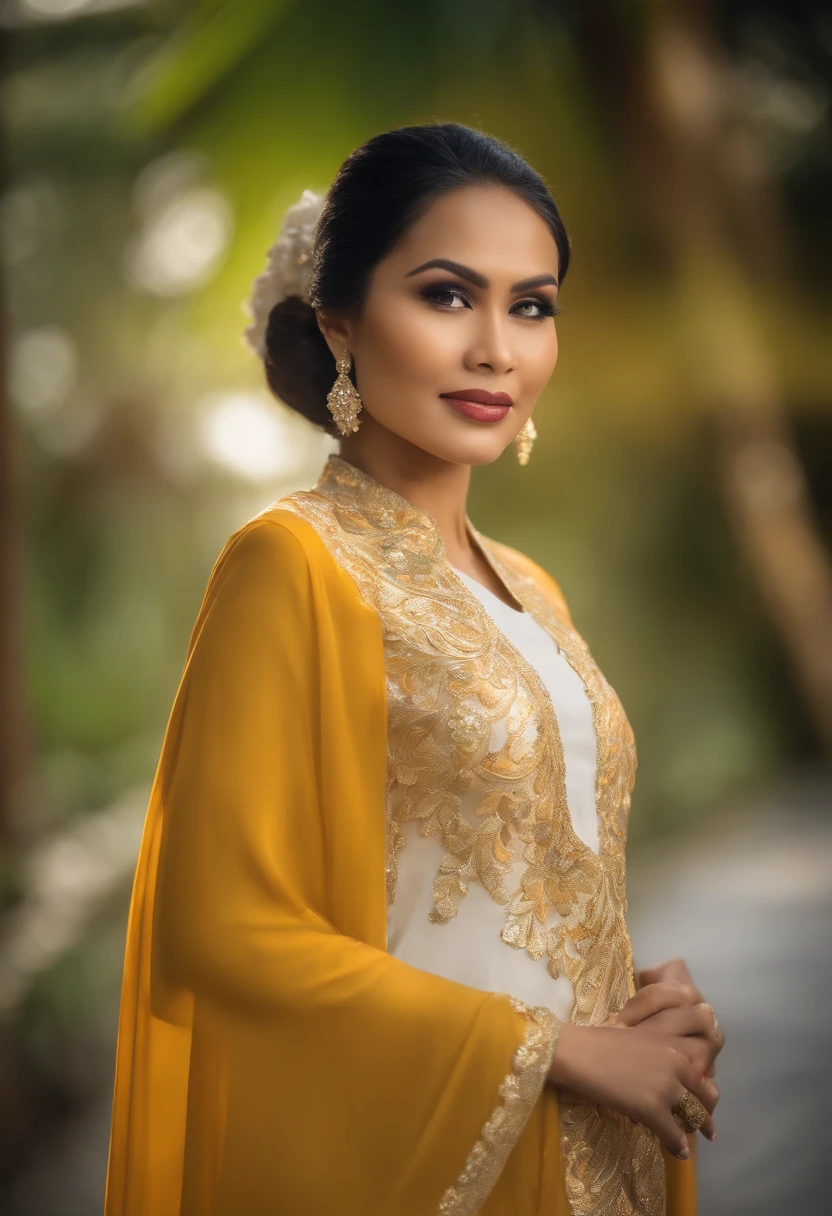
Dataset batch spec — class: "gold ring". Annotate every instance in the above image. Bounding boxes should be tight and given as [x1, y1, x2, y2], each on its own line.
[672, 1090, 707, 1133]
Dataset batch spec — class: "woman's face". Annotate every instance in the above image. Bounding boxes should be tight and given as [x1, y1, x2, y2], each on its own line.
[319, 184, 561, 467]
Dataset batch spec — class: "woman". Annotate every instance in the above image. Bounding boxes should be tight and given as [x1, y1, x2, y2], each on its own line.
[105, 123, 724, 1216]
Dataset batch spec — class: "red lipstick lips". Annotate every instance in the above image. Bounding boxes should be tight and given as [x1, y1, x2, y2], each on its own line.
[439, 389, 513, 423]
[441, 389, 514, 407]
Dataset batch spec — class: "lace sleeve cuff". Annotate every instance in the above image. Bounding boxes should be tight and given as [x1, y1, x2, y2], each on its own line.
[437, 995, 560, 1215]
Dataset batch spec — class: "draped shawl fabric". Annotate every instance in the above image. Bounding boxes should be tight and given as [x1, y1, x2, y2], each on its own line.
[105, 454, 696, 1215]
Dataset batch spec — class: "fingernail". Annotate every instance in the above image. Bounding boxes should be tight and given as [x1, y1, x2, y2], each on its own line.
[678, 1146, 689, 1159]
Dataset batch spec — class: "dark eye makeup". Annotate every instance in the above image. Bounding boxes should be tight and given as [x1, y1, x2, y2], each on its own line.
[419, 281, 561, 319]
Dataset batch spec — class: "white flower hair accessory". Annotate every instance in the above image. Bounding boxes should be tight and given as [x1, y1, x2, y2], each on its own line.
[242, 187, 325, 361]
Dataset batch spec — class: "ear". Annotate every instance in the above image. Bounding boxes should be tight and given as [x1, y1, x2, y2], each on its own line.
[315, 309, 355, 364]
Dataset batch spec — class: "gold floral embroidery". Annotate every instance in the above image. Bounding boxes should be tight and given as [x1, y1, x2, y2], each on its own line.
[472, 534, 637, 1025]
[558, 1094, 669, 1216]
[276, 454, 665, 1216]
[438, 995, 559, 1216]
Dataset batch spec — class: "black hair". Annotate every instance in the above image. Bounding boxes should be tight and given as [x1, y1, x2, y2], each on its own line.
[264, 122, 571, 436]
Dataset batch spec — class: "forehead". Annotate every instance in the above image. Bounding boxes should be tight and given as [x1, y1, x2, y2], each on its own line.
[383, 185, 560, 282]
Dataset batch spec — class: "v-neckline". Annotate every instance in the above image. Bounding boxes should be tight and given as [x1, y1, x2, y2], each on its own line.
[450, 564, 527, 615]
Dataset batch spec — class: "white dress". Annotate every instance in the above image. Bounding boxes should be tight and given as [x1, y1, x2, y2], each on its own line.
[387, 565, 599, 1022]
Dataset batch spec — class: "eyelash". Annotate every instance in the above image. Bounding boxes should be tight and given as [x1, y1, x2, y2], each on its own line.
[420, 282, 561, 320]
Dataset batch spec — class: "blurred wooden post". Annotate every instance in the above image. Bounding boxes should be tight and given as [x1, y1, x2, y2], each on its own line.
[575, 0, 832, 753]
[0, 157, 31, 847]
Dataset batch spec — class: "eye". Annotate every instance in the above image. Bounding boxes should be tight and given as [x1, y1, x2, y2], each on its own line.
[420, 284, 471, 310]
[512, 297, 561, 320]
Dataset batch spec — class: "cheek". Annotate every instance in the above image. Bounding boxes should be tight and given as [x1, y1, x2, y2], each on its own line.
[360, 299, 463, 379]
[527, 327, 558, 388]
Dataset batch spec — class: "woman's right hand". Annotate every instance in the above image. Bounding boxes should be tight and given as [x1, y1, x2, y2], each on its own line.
[607, 981, 725, 1083]
[547, 1022, 717, 1159]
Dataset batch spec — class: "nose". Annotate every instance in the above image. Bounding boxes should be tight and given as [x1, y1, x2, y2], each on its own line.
[464, 307, 516, 376]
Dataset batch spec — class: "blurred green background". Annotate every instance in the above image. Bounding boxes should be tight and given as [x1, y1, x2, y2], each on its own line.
[1, 0, 831, 1210]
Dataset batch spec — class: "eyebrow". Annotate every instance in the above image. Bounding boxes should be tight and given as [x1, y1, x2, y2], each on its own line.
[405, 257, 559, 293]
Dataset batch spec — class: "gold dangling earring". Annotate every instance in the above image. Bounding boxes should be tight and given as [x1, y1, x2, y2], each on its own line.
[326, 349, 363, 436]
[515, 415, 537, 466]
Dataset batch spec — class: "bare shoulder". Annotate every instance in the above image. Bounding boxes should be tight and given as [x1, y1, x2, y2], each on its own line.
[482, 535, 574, 627]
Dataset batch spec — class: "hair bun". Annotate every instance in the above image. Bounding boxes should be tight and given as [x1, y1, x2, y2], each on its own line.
[264, 295, 338, 436]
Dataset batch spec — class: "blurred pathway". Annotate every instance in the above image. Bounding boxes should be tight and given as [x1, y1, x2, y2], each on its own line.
[3, 767, 831, 1214]
[627, 766, 832, 1215]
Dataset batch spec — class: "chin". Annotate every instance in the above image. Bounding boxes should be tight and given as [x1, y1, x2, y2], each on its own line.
[458, 432, 516, 467]
[414, 437, 507, 468]
[465, 447, 506, 468]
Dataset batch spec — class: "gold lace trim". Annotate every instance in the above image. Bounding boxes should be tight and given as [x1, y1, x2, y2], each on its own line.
[274, 454, 665, 1216]
[438, 996, 559, 1215]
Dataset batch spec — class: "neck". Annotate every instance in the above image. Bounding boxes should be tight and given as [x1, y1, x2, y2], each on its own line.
[337, 430, 473, 555]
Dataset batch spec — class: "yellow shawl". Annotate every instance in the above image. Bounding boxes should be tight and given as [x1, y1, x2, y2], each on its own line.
[105, 454, 696, 1215]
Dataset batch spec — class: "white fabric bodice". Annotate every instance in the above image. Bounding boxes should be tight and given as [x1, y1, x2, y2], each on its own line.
[386, 566, 599, 1021]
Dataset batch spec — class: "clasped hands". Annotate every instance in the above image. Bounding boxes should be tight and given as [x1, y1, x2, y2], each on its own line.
[603, 956, 724, 1145]
[548, 956, 725, 1161]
